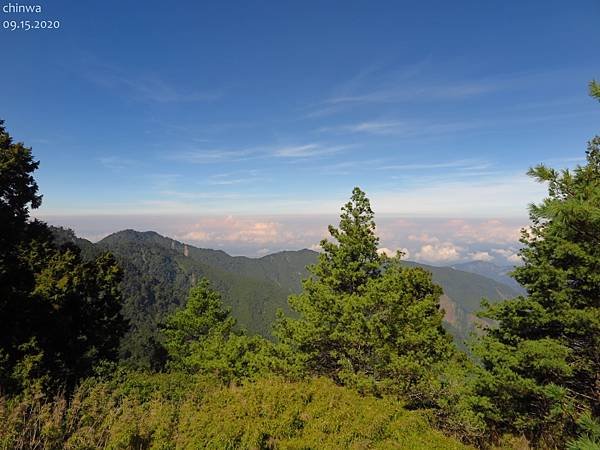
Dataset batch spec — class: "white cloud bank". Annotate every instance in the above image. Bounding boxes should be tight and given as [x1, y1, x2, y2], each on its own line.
[468, 251, 494, 262]
[37, 213, 527, 263]
[415, 242, 462, 263]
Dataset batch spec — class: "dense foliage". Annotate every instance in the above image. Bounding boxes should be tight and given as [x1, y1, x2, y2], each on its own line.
[66, 229, 303, 370]
[0, 121, 127, 393]
[473, 84, 600, 447]
[0, 373, 469, 450]
[162, 278, 272, 381]
[275, 188, 455, 393]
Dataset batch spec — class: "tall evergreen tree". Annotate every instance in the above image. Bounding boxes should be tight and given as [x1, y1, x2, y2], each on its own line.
[0, 119, 43, 340]
[275, 187, 454, 392]
[473, 84, 600, 445]
[0, 121, 127, 393]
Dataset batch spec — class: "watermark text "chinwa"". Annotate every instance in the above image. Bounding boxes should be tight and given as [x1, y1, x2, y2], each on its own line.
[2, 3, 42, 13]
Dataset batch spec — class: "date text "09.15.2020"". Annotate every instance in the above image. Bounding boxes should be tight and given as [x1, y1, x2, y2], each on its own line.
[3, 20, 60, 30]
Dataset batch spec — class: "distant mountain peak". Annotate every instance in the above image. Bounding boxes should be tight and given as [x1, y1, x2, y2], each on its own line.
[100, 229, 166, 242]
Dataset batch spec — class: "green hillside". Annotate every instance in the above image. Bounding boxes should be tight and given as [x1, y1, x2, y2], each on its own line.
[51, 228, 521, 366]
[51, 228, 295, 368]
[99, 229, 316, 293]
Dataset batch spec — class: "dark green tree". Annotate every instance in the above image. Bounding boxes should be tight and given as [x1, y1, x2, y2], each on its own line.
[0, 119, 42, 234]
[0, 121, 127, 393]
[163, 278, 269, 381]
[275, 187, 454, 393]
[163, 278, 235, 367]
[32, 249, 128, 386]
[473, 85, 600, 446]
[0, 120, 51, 391]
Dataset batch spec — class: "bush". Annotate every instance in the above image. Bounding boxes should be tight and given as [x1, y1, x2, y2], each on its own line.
[0, 372, 471, 449]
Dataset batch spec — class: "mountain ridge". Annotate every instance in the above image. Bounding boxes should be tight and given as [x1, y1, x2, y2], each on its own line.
[52, 227, 522, 366]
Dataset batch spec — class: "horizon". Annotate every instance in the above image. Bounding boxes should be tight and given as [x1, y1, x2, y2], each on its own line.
[39, 212, 526, 265]
[4, 0, 600, 262]
[50, 222, 525, 268]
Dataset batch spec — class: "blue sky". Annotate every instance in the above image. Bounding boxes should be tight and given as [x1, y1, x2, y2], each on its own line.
[2, 1, 600, 260]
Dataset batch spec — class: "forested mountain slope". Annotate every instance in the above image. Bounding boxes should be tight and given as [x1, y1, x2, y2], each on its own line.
[52, 227, 521, 366]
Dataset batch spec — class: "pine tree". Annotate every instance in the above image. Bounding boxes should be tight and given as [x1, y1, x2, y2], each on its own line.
[163, 278, 269, 381]
[473, 84, 600, 445]
[275, 187, 454, 392]
[313, 187, 381, 294]
[163, 278, 236, 369]
[0, 120, 127, 393]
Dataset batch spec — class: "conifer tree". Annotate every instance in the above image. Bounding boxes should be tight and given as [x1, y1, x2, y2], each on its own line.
[0, 120, 127, 392]
[163, 278, 236, 369]
[163, 278, 269, 381]
[276, 187, 453, 392]
[473, 84, 600, 445]
[313, 187, 381, 294]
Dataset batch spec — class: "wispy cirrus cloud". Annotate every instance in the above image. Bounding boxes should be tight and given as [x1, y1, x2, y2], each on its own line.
[205, 170, 263, 186]
[312, 158, 492, 178]
[319, 119, 482, 137]
[81, 57, 222, 103]
[306, 72, 496, 117]
[273, 143, 349, 158]
[304, 60, 430, 116]
[167, 148, 258, 164]
[306, 66, 576, 118]
[98, 156, 140, 172]
[376, 159, 490, 172]
[166, 142, 351, 163]
[324, 81, 494, 106]
[316, 159, 380, 175]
